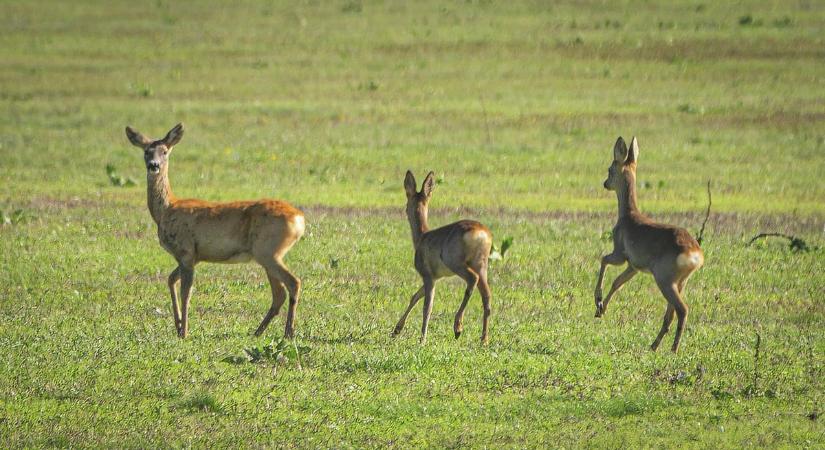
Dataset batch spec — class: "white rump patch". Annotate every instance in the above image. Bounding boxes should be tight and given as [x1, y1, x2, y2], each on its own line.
[291, 215, 306, 237]
[463, 228, 492, 246]
[676, 251, 703, 268]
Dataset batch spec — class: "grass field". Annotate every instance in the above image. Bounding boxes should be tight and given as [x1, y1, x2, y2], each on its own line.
[1, 0, 824, 447]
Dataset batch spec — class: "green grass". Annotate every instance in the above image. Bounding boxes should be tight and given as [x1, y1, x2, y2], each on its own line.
[1, 0, 824, 447]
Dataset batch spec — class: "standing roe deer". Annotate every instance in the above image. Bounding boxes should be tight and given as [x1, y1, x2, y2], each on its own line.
[392, 171, 494, 344]
[594, 137, 704, 353]
[125, 123, 305, 339]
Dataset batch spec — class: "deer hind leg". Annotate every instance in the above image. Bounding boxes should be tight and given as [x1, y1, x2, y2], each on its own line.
[393, 286, 424, 337]
[655, 276, 689, 353]
[178, 265, 195, 338]
[598, 266, 638, 317]
[420, 278, 436, 345]
[476, 271, 492, 345]
[449, 265, 479, 340]
[650, 304, 675, 351]
[167, 266, 182, 334]
[254, 274, 287, 337]
[255, 257, 301, 339]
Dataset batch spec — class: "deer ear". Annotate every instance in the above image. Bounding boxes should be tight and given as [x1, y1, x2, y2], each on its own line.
[613, 137, 628, 163]
[421, 171, 436, 198]
[404, 170, 417, 198]
[162, 123, 184, 148]
[125, 126, 151, 148]
[628, 136, 639, 164]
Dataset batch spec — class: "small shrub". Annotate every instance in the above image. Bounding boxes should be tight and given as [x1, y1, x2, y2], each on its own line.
[106, 164, 136, 187]
[222, 338, 311, 369]
[490, 236, 514, 261]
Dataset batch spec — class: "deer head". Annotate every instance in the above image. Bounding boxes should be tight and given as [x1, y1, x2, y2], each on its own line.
[404, 170, 435, 222]
[125, 123, 185, 175]
[603, 136, 639, 191]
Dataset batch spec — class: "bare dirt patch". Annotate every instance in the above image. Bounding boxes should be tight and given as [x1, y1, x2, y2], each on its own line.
[301, 204, 823, 236]
[26, 196, 109, 212]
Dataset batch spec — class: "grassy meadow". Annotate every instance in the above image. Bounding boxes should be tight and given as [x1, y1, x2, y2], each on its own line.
[1, 0, 824, 447]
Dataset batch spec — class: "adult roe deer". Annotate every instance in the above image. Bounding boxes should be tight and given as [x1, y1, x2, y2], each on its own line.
[392, 171, 493, 344]
[594, 137, 704, 353]
[125, 123, 305, 339]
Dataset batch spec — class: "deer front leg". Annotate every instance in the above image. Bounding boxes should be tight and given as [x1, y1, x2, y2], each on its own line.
[599, 266, 638, 316]
[178, 266, 195, 338]
[167, 266, 182, 334]
[393, 286, 424, 337]
[594, 252, 626, 317]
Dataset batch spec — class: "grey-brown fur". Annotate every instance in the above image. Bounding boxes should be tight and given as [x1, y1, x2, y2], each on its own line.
[392, 171, 494, 344]
[594, 137, 704, 353]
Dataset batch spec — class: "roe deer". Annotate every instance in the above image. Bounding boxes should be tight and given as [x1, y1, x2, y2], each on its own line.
[392, 171, 493, 344]
[594, 137, 704, 353]
[125, 123, 305, 339]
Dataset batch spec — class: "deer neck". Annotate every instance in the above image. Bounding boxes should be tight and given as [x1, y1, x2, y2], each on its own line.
[147, 166, 175, 225]
[617, 168, 640, 219]
[408, 205, 430, 248]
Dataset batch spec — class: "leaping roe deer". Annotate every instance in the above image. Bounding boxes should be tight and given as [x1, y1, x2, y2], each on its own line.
[595, 137, 704, 353]
[392, 171, 493, 345]
[125, 123, 305, 339]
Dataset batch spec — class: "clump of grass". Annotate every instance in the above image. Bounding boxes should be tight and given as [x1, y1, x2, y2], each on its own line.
[602, 396, 658, 418]
[132, 82, 153, 97]
[677, 103, 704, 114]
[738, 15, 763, 27]
[742, 332, 762, 397]
[358, 80, 379, 91]
[180, 392, 224, 414]
[1, 209, 32, 226]
[773, 16, 793, 28]
[341, 1, 362, 13]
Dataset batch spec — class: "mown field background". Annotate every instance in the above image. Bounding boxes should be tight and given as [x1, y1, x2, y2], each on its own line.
[1, 0, 823, 447]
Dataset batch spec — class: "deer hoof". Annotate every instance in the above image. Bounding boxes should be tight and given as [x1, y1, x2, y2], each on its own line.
[454, 330, 462, 339]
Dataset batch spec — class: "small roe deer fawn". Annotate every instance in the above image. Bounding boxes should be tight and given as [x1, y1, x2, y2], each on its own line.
[595, 137, 704, 353]
[392, 171, 493, 344]
[125, 123, 304, 339]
